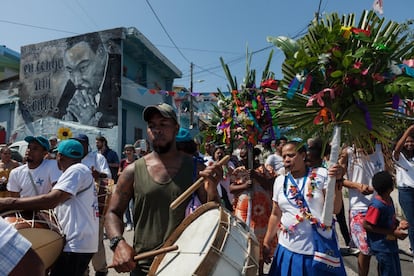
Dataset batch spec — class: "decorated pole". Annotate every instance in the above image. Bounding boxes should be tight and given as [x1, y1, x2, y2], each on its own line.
[321, 125, 341, 226]
[245, 144, 254, 227]
[213, 53, 278, 229]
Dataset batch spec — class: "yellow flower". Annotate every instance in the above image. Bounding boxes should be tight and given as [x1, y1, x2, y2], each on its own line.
[341, 26, 352, 39]
[57, 127, 72, 140]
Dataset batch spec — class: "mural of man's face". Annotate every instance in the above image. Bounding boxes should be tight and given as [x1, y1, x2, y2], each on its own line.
[64, 41, 106, 96]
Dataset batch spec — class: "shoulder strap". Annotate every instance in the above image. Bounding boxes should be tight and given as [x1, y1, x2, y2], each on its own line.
[27, 169, 39, 196]
[76, 180, 94, 196]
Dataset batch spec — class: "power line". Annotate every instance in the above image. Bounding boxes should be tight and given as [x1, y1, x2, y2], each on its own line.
[145, 0, 191, 64]
[74, 0, 99, 28]
[0, 19, 79, 35]
[155, 44, 242, 55]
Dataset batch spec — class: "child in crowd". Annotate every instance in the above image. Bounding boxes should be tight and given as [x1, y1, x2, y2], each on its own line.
[363, 171, 409, 276]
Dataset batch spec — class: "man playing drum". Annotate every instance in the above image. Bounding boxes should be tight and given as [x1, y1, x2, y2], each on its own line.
[7, 136, 61, 197]
[104, 103, 224, 275]
[72, 133, 112, 276]
[0, 139, 99, 275]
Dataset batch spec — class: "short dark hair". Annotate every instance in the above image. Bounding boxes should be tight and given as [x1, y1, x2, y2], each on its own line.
[277, 136, 288, 146]
[66, 32, 102, 53]
[285, 140, 307, 154]
[96, 135, 108, 146]
[372, 171, 394, 195]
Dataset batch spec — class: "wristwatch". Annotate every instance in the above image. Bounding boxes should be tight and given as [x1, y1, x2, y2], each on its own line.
[109, 236, 125, 251]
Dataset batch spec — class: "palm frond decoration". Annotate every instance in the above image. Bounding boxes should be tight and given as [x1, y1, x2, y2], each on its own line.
[266, 10, 414, 151]
[213, 50, 280, 150]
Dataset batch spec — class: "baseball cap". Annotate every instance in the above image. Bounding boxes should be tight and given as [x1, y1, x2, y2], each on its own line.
[176, 128, 192, 142]
[143, 103, 177, 123]
[72, 133, 89, 144]
[24, 136, 50, 151]
[56, 139, 84, 159]
[123, 144, 135, 150]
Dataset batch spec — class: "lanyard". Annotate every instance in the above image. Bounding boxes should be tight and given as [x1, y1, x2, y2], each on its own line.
[283, 168, 310, 209]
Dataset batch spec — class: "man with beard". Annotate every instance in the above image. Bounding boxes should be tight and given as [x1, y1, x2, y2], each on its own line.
[95, 135, 119, 183]
[7, 136, 61, 197]
[105, 103, 224, 275]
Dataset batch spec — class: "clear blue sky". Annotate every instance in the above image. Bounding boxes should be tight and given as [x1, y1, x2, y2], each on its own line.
[1, 0, 413, 93]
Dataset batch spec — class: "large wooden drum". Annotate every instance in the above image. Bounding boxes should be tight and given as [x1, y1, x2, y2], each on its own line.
[2, 209, 65, 269]
[149, 202, 259, 276]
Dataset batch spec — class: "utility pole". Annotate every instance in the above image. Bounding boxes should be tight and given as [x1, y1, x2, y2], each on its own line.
[189, 62, 194, 128]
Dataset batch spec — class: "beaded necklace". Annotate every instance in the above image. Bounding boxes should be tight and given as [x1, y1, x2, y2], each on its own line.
[279, 168, 331, 234]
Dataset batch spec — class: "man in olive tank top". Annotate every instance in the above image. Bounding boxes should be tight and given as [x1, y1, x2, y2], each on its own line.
[105, 103, 224, 275]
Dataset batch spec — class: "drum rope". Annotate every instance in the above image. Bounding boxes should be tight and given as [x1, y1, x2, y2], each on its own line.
[210, 210, 259, 273]
[209, 244, 258, 274]
[31, 236, 65, 251]
[162, 223, 258, 272]
[1, 210, 64, 235]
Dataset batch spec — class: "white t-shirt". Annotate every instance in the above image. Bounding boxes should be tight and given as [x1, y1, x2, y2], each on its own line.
[81, 151, 111, 179]
[7, 159, 61, 197]
[273, 167, 331, 255]
[393, 151, 414, 188]
[346, 144, 384, 210]
[265, 153, 284, 172]
[217, 160, 236, 202]
[53, 163, 99, 253]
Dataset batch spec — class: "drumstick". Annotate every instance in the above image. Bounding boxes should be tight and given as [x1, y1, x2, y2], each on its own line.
[170, 155, 230, 210]
[107, 245, 179, 268]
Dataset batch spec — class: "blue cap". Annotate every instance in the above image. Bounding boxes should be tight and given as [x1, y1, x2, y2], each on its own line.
[176, 128, 192, 142]
[72, 133, 89, 144]
[24, 136, 50, 151]
[56, 139, 84, 159]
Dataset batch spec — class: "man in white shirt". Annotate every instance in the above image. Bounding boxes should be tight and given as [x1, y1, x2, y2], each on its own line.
[72, 133, 111, 276]
[264, 136, 287, 176]
[8, 136, 61, 197]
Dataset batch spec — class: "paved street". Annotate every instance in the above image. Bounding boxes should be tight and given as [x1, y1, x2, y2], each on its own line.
[96, 188, 413, 275]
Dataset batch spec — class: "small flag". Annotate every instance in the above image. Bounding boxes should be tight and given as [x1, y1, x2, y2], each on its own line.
[373, 0, 384, 15]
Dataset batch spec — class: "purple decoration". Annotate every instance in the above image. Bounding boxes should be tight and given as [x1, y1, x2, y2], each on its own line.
[392, 94, 400, 109]
[260, 93, 276, 143]
[355, 100, 373, 130]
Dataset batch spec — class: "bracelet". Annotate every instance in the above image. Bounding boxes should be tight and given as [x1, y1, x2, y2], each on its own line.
[335, 178, 344, 183]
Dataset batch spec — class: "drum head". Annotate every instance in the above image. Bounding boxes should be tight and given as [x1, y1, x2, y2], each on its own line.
[149, 202, 259, 276]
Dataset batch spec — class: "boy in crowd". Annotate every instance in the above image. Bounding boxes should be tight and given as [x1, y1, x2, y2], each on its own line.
[363, 171, 409, 276]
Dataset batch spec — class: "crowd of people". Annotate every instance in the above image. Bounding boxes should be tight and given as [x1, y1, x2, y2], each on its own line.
[0, 103, 413, 276]
[0, 133, 122, 275]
